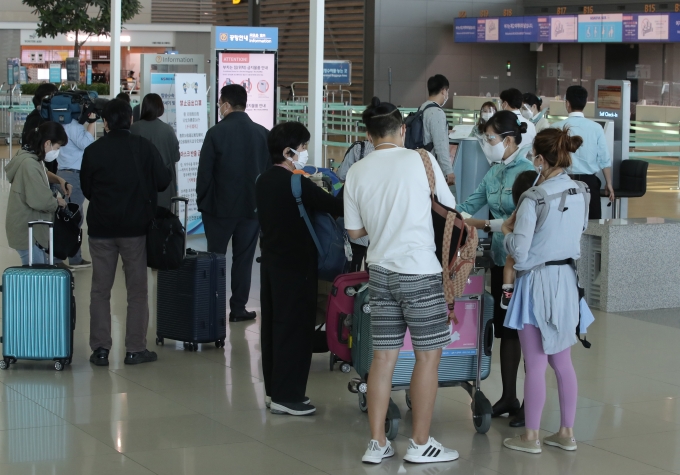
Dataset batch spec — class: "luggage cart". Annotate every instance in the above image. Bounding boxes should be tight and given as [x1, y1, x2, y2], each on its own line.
[0, 106, 30, 158]
[347, 268, 495, 439]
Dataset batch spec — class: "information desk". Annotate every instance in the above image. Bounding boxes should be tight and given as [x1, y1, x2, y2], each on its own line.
[579, 218, 680, 312]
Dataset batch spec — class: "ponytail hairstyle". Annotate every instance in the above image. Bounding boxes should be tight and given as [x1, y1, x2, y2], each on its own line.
[362, 97, 403, 139]
[23, 121, 68, 161]
[533, 127, 582, 169]
[484, 110, 527, 145]
[522, 92, 543, 111]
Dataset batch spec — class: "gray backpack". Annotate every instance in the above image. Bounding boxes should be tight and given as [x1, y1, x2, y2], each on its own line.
[515, 180, 591, 232]
[336, 140, 374, 181]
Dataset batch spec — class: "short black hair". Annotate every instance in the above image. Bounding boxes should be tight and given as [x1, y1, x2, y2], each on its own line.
[522, 92, 542, 109]
[485, 110, 528, 145]
[512, 170, 539, 205]
[140, 93, 165, 121]
[25, 121, 68, 161]
[267, 122, 310, 165]
[32, 83, 58, 108]
[102, 99, 132, 131]
[427, 74, 450, 96]
[362, 97, 403, 139]
[220, 84, 247, 110]
[566, 85, 588, 111]
[116, 92, 131, 103]
[500, 88, 523, 110]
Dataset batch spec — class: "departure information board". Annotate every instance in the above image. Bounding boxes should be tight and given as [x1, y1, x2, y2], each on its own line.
[455, 12, 680, 43]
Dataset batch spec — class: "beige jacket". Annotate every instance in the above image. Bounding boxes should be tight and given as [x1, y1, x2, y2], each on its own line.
[5, 149, 58, 251]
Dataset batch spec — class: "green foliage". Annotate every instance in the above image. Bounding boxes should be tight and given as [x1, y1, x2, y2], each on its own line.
[22, 0, 142, 58]
[21, 82, 109, 96]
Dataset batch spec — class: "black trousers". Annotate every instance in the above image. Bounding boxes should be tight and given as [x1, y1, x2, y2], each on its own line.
[260, 262, 317, 403]
[571, 173, 602, 220]
[490, 265, 518, 340]
[202, 213, 260, 313]
[349, 243, 368, 273]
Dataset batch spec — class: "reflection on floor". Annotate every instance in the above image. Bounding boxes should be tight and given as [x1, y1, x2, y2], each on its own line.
[0, 150, 680, 474]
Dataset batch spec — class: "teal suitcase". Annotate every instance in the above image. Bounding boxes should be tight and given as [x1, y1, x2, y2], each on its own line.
[349, 275, 494, 437]
[0, 221, 75, 371]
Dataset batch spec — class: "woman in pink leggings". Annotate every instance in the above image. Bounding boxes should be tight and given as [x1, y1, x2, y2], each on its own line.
[500, 127, 595, 454]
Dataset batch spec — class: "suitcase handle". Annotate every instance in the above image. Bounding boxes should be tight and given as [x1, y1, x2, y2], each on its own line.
[483, 319, 493, 357]
[27, 220, 54, 266]
[171, 197, 190, 259]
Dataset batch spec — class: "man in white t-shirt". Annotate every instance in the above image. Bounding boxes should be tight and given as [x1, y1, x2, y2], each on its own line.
[344, 98, 459, 465]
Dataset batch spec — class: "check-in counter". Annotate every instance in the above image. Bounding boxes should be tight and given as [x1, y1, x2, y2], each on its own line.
[579, 218, 680, 312]
[548, 100, 596, 118]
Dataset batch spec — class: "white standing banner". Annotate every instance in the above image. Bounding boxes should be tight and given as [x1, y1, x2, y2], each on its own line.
[149, 73, 177, 131]
[175, 73, 208, 234]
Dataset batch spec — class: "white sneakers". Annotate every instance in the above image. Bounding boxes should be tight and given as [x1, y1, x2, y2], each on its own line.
[404, 437, 460, 463]
[362, 437, 459, 464]
[362, 439, 395, 464]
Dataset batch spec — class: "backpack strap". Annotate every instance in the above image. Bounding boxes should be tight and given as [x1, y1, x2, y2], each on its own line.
[359, 141, 366, 160]
[291, 174, 322, 255]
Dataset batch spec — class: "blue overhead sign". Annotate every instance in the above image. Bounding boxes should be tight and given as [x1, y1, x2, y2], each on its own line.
[454, 18, 477, 43]
[214, 27, 278, 51]
[455, 12, 680, 43]
[323, 60, 351, 85]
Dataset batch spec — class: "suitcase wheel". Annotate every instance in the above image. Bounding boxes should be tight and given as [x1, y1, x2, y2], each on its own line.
[183, 342, 198, 352]
[54, 360, 66, 371]
[0, 358, 9, 370]
[340, 362, 351, 373]
[358, 392, 368, 413]
[385, 417, 399, 440]
[156, 337, 164, 346]
[329, 353, 337, 371]
[214, 340, 225, 349]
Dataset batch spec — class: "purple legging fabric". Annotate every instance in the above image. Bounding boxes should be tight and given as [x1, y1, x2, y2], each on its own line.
[518, 324, 578, 431]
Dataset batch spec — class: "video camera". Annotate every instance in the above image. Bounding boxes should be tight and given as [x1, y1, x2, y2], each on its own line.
[40, 91, 106, 126]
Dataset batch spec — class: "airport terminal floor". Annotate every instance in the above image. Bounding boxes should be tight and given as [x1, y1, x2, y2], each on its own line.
[0, 150, 679, 475]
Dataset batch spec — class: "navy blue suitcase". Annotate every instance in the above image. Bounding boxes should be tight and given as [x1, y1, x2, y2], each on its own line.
[0, 221, 75, 371]
[155, 198, 227, 351]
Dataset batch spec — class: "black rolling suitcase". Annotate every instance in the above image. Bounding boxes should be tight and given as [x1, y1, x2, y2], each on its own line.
[155, 198, 227, 351]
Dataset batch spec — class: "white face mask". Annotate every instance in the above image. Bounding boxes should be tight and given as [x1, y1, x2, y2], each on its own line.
[440, 92, 449, 107]
[481, 139, 508, 165]
[218, 103, 227, 120]
[287, 149, 309, 170]
[44, 144, 59, 163]
[521, 105, 534, 120]
[481, 112, 493, 121]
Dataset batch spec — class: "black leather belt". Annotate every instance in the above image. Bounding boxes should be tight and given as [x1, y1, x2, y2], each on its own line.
[59, 169, 80, 174]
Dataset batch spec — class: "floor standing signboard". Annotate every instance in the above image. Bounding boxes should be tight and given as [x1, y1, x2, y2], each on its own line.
[175, 73, 208, 235]
[210, 27, 278, 128]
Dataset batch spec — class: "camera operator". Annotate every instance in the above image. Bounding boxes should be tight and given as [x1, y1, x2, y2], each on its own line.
[55, 107, 98, 270]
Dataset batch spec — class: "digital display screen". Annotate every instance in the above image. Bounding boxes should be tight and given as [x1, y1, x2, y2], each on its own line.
[597, 85, 622, 110]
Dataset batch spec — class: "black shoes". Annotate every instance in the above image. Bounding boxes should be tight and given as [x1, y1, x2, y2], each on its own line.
[509, 403, 525, 427]
[124, 349, 158, 365]
[89, 347, 110, 366]
[492, 398, 521, 418]
[229, 309, 257, 322]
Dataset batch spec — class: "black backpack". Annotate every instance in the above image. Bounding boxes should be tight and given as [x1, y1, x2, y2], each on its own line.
[404, 103, 441, 150]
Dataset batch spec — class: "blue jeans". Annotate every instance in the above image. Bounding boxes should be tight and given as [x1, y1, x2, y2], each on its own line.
[16, 245, 48, 266]
[57, 169, 85, 265]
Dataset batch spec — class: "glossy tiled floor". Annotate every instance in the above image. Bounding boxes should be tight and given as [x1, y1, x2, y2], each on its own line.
[1, 157, 680, 474]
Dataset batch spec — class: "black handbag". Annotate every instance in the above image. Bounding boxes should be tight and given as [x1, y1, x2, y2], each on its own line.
[146, 199, 188, 271]
[53, 200, 82, 260]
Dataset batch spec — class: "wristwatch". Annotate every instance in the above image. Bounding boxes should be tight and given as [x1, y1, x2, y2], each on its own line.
[483, 221, 492, 233]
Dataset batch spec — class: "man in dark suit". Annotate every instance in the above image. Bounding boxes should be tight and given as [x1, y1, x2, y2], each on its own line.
[197, 85, 271, 323]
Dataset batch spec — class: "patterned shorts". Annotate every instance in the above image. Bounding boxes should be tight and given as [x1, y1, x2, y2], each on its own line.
[368, 265, 451, 352]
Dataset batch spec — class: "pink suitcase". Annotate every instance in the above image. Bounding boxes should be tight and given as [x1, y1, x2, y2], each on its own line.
[327, 271, 368, 372]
